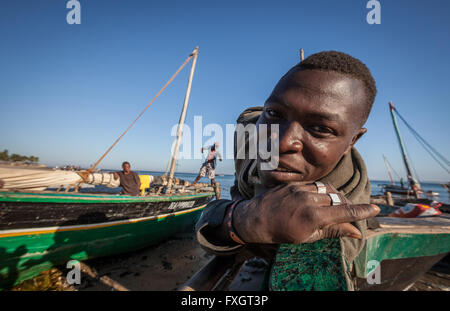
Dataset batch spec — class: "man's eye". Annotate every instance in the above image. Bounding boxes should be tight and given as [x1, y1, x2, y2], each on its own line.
[308, 125, 334, 134]
[265, 108, 280, 118]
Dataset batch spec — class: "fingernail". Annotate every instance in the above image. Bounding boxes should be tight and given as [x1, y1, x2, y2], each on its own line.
[371, 204, 380, 213]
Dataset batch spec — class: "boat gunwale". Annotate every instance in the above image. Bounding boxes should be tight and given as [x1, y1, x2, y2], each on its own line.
[0, 190, 215, 204]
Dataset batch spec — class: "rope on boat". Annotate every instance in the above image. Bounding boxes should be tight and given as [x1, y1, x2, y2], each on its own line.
[394, 107, 450, 174]
[85, 51, 196, 175]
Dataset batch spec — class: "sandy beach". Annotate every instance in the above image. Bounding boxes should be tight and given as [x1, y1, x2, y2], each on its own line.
[75, 232, 213, 291]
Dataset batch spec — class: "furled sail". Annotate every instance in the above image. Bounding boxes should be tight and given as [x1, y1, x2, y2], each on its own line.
[0, 166, 120, 191]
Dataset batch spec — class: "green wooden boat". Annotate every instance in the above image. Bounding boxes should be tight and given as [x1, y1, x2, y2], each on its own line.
[0, 190, 214, 289]
[0, 47, 218, 290]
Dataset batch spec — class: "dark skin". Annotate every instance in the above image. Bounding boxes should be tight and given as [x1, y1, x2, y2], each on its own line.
[209, 68, 380, 245]
[113, 163, 131, 180]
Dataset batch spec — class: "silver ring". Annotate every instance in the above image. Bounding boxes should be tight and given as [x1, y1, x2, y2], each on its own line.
[329, 193, 341, 205]
[314, 181, 327, 194]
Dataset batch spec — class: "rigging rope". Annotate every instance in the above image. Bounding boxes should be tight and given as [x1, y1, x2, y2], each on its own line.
[408, 127, 450, 174]
[86, 52, 195, 174]
[394, 108, 450, 174]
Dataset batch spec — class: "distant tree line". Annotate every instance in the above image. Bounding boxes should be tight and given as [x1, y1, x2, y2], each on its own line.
[0, 149, 39, 163]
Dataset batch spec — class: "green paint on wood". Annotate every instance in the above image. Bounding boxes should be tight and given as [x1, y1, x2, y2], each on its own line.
[0, 207, 204, 289]
[354, 232, 450, 278]
[0, 191, 214, 204]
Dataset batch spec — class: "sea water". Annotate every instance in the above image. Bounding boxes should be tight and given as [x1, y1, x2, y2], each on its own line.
[91, 170, 449, 204]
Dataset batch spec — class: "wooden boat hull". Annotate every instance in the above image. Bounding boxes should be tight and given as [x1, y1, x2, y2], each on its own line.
[0, 191, 214, 289]
[382, 185, 416, 196]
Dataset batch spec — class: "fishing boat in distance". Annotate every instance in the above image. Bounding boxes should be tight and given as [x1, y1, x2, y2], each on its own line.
[379, 102, 423, 197]
[0, 47, 218, 290]
[372, 102, 449, 211]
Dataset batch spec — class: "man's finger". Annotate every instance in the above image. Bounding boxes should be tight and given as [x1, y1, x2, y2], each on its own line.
[295, 192, 338, 206]
[325, 223, 363, 239]
[302, 223, 362, 243]
[315, 204, 380, 226]
[287, 182, 337, 194]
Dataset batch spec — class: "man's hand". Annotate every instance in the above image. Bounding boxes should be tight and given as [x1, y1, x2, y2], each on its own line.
[232, 182, 379, 244]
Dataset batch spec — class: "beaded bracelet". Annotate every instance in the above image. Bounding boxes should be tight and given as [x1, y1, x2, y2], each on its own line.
[227, 199, 246, 245]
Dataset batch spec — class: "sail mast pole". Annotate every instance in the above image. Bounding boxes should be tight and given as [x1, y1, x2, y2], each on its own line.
[166, 47, 199, 192]
[382, 154, 395, 185]
[389, 101, 421, 196]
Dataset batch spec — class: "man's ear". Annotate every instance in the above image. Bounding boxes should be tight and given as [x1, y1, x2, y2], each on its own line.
[344, 128, 367, 154]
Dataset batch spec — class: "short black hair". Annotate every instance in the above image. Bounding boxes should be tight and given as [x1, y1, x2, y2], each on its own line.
[122, 161, 130, 166]
[293, 50, 377, 123]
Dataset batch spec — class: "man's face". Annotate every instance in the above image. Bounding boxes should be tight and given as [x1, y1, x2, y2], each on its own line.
[122, 163, 131, 173]
[257, 69, 368, 188]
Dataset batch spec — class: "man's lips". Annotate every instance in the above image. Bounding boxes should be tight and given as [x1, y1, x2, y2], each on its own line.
[258, 158, 307, 184]
[260, 159, 304, 175]
[274, 166, 301, 174]
[274, 160, 303, 174]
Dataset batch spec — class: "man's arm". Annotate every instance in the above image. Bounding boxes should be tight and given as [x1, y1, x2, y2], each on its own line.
[230, 177, 245, 201]
[197, 183, 380, 248]
[135, 172, 141, 188]
[216, 151, 222, 161]
[196, 177, 248, 255]
[196, 199, 244, 255]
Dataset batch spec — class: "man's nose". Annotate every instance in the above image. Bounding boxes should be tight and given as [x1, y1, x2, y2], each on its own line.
[278, 121, 303, 154]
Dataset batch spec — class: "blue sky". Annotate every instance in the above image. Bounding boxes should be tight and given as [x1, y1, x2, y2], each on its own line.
[0, 0, 449, 182]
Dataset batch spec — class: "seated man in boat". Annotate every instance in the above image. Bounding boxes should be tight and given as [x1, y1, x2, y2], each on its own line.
[194, 51, 380, 290]
[113, 161, 141, 196]
[192, 142, 222, 186]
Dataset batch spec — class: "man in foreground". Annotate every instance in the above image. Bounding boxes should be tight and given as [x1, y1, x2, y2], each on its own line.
[195, 51, 381, 290]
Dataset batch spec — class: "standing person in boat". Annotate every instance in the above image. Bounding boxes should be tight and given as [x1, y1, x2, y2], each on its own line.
[113, 161, 141, 196]
[194, 51, 381, 290]
[192, 142, 222, 186]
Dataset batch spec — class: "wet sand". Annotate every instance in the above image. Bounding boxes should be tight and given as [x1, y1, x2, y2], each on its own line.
[75, 232, 212, 291]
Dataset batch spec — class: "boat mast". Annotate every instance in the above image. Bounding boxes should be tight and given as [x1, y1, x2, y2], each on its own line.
[389, 101, 421, 195]
[382, 154, 395, 185]
[166, 47, 199, 192]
